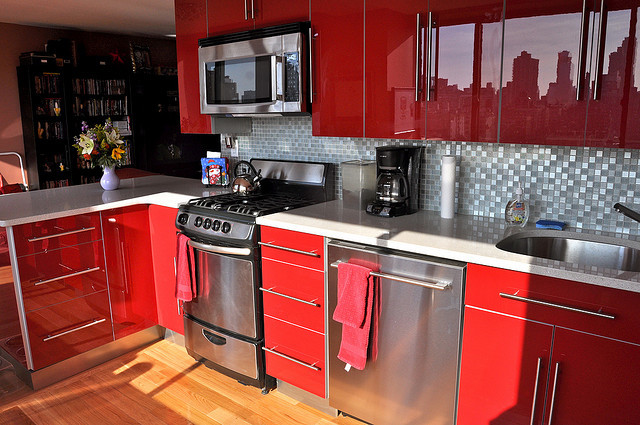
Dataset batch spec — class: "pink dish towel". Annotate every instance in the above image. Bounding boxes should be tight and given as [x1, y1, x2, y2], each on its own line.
[175, 233, 196, 302]
[333, 261, 379, 370]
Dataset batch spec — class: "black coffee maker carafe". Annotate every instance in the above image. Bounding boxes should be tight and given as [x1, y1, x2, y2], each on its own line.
[366, 146, 422, 217]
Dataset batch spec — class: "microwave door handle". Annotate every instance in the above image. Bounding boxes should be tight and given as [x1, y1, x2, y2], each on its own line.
[272, 55, 280, 103]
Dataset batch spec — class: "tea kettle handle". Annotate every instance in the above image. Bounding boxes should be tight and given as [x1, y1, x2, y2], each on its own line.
[233, 160, 260, 179]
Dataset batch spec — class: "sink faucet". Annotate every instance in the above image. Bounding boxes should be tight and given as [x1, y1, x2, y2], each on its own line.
[613, 203, 640, 223]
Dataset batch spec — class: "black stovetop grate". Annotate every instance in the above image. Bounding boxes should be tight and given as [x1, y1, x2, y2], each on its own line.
[187, 192, 315, 217]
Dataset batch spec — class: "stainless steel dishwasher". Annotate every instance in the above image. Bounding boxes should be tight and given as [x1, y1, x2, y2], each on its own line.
[327, 240, 466, 425]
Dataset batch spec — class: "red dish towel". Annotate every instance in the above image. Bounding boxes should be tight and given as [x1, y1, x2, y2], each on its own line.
[175, 233, 196, 302]
[333, 261, 379, 370]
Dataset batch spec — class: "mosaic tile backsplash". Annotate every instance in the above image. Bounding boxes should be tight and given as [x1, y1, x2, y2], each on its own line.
[221, 116, 640, 234]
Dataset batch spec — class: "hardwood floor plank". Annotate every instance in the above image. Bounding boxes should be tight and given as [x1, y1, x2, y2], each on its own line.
[0, 339, 364, 425]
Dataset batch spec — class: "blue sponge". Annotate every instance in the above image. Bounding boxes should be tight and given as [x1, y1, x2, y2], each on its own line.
[536, 220, 566, 230]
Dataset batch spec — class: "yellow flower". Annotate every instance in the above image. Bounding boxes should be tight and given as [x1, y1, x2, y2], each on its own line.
[111, 146, 125, 160]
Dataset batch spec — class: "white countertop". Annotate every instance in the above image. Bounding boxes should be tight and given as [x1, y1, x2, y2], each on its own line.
[257, 200, 640, 294]
[0, 175, 230, 227]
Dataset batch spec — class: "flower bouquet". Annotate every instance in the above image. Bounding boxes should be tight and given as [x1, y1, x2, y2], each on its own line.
[74, 119, 126, 190]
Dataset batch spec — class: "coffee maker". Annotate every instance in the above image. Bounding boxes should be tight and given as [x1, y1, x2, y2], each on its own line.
[366, 146, 423, 217]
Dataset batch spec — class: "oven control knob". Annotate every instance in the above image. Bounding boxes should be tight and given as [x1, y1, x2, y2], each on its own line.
[203, 218, 212, 229]
[194, 217, 203, 227]
[221, 222, 231, 233]
[212, 220, 221, 231]
[177, 213, 189, 225]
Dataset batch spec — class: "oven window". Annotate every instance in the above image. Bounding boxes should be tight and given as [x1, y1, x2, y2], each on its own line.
[205, 56, 273, 105]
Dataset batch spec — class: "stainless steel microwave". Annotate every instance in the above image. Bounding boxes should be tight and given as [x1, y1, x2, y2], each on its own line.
[198, 22, 311, 116]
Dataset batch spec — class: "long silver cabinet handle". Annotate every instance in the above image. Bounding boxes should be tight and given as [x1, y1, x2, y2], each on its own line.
[34, 266, 101, 286]
[593, 0, 606, 100]
[309, 27, 314, 104]
[425, 11, 434, 101]
[330, 261, 451, 290]
[415, 13, 421, 102]
[27, 226, 96, 242]
[547, 362, 561, 425]
[576, 0, 587, 100]
[259, 287, 320, 307]
[188, 239, 252, 257]
[259, 242, 320, 257]
[499, 292, 615, 319]
[262, 346, 321, 371]
[530, 357, 543, 425]
[43, 318, 106, 342]
[244, 0, 248, 20]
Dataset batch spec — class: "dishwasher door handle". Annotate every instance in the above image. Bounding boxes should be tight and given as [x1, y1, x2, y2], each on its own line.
[330, 261, 451, 290]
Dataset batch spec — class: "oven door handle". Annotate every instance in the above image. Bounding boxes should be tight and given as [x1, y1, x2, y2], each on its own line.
[187, 239, 253, 257]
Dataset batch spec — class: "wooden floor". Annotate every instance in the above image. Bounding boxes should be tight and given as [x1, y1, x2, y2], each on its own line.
[0, 340, 363, 425]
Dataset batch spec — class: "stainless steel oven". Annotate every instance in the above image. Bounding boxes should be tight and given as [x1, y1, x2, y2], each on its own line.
[183, 239, 268, 388]
[198, 22, 311, 116]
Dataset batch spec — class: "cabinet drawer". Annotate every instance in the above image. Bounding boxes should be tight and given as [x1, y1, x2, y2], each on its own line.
[260, 227, 324, 270]
[466, 264, 640, 345]
[262, 258, 324, 333]
[264, 315, 325, 398]
[17, 241, 107, 312]
[14, 213, 102, 257]
[26, 290, 113, 370]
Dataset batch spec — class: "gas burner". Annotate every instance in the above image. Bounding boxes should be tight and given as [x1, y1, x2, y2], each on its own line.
[188, 192, 313, 217]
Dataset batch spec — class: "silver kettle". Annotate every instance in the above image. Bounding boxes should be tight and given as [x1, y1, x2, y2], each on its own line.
[232, 160, 262, 194]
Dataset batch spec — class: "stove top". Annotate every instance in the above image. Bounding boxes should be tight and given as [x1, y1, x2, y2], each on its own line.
[176, 159, 334, 245]
[187, 191, 315, 217]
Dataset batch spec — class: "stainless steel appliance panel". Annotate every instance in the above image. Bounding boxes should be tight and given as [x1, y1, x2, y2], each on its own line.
[327, 240, 465, 425]
[184, 248, 258, 339]
[185, 317, 259, 379]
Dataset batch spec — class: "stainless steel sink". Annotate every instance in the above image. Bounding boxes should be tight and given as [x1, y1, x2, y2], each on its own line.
[496, 231, 640, 272]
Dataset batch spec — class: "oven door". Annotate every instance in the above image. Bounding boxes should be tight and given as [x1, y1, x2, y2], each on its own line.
[184, 239, 260, 339]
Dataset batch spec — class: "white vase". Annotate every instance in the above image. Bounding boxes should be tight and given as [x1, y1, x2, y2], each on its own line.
[100, 165, 120, 190]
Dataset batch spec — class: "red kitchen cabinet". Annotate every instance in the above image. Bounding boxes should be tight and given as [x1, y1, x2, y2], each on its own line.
[310, 0, 364, 137]
[102, 206, 158, 340]
[26, 290, 114, 370]
[148, 205, 183, 335]
[585, 0, 640, 148]
[458, 263, 640, 424]
[425, 0, 503, 142]
[458, 307, 554, 424]
[175, 0, 211, 134]
[207, 0, 309, 36]
[260, 226, 326, 397]
[365, 0, 427, 140]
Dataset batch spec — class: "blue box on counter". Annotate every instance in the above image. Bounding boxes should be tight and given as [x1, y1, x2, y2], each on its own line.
[201, 157, 229, 186]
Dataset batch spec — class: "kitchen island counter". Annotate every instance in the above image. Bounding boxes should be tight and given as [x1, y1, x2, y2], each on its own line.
[0, 175, 229, 227]
[257, 200, 640, 293]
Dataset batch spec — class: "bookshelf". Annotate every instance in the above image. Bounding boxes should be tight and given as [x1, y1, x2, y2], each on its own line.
[18, 65, 73, 190]
[17, 61, 136, 188]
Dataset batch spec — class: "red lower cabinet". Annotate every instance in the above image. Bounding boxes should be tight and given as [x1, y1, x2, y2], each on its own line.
[26, 290, 113, 370]
[263, 315, 325, 398]
[148, 205, 183, 335]
[260, 226, 326, 397]
[458, 264, 640, 424]
[102, 206, 158, 339]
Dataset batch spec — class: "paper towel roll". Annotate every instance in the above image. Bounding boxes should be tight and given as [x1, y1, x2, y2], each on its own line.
[441, 155, 456, 219]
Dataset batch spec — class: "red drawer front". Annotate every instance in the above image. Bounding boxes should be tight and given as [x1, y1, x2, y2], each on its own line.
[27, 290, 114, 370]
[466, 263, 640, 345]
[17, 241, 107, 312]
[14, 213, 102, 257]
[264, 315, 325, 398]
[262, 258, 325, 333]
[260, 226, 324, 270]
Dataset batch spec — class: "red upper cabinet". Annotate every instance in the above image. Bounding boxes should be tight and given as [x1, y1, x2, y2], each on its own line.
[207, 0, 309, 36]
[364, 1, 427, 140]
[311, 0, 364, 137]
[500, 0, 589, 145]
[148, 205, 184, 335]
[585, 0, 640, 148]
[102, 206, 158, 340]
[426, 0, 503, 142]
[175, 0, 212, 134]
